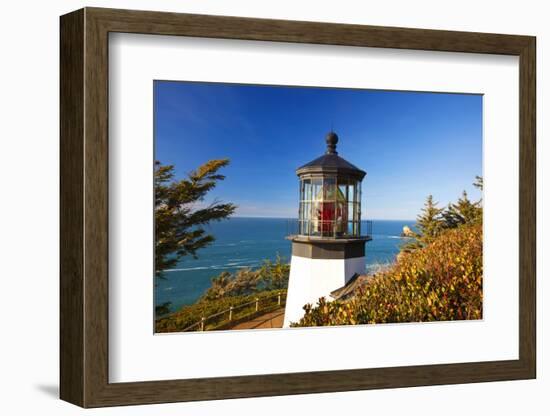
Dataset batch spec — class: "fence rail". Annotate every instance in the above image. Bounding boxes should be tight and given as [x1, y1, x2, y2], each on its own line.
[181, 291, 287, 332]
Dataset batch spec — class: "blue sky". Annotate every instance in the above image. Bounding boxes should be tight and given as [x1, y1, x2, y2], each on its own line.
[154, 81, 482, 220]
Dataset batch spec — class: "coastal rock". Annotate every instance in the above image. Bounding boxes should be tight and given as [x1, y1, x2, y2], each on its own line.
[401, 225, 415, 238]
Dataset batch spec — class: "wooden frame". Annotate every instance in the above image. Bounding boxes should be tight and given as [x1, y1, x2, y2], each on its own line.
[60, 7, 536, 408]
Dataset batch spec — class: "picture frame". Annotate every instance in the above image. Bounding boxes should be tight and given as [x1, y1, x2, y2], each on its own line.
[60, 7, 536, 408]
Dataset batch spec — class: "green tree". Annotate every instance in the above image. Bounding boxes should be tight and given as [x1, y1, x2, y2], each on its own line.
[258, 254, 290, 290]
[200, 268, 260, 301]
[472, 175, 483, 220]
[202, 271, 234, 300]
[404, 195, 444, 250]
[155, 159, 236, 278]
[442, 190, 482, 228]
[417, 195, 444, 241]
[200, 255, 290, 301]
[473, 175, 483, 191]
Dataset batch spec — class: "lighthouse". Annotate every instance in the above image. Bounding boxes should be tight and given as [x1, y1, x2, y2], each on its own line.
[283, 132, 371, 327]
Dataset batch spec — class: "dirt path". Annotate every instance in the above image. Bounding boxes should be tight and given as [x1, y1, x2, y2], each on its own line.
[229, 308, 285, 330]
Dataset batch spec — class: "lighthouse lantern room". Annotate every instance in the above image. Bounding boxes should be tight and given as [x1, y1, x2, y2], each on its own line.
[283, 132, 371, 327]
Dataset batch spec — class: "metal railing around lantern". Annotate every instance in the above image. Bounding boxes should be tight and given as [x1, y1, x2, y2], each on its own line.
[286, 219, 373, 239]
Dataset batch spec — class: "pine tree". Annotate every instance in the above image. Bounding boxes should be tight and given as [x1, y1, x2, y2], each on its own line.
[473, 175, 483, 218]
[473, 175, 483, 191]
[401, 177, 483, 255]
[442, 190, 481, 228]
[416, 195, 444, 243]
[403, 195, 444, 251]
[155, 159, 237, 279]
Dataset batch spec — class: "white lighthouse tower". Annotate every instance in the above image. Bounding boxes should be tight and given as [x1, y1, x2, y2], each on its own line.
[283, 132, 371, 327]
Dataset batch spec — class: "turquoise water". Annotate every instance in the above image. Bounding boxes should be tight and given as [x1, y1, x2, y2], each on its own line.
[155, 218, 414, 312]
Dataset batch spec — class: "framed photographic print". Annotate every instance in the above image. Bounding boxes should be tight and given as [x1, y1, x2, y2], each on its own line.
[60, 7, 536, 408]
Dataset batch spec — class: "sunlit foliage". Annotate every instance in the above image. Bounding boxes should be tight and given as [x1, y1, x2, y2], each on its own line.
[155, 160, 236, 278]
[293, 223, 482, 327]
[156, 289, 286, 332]
[201, 254, 290, 300]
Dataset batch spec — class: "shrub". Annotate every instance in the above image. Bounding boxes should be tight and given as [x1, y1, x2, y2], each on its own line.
[200, 255, 289, 301]
[292, 223, 482, 327]
[156, 289, 286, 333]
[156, 255, 290, 333]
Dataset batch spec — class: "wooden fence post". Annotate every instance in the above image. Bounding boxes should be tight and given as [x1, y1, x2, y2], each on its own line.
[255, 298, 259, 312]
[229, 306, 233, 321]
[200, 317, 205, 331]
[278, 293, 281, 306]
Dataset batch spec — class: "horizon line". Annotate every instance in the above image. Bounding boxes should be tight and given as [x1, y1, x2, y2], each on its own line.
[230, 215, 416, 222]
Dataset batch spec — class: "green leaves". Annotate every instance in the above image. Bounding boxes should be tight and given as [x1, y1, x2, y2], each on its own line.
[154, 160, 237, 278]
[442, 190, 482, 228]
[402, 177, 483, 252]
[156, 289, 286, 332]
[200, 255, 290, 301]
[418, 194, 445, 241]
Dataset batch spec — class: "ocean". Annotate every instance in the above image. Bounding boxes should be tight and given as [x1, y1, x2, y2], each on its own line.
[155, 218, 414, 312]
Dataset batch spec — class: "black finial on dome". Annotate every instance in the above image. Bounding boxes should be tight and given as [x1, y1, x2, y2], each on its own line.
[325, 131, 339, 154]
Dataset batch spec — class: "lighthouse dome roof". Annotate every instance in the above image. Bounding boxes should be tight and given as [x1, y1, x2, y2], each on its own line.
[296, 132, 366, 180]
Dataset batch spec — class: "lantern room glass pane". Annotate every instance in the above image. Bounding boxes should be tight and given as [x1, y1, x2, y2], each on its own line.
[334, 194, 346, 236]
[323, 177, 336, 200]
[305, 179, 312, 201]
[320, 201, 335, 237]
[297, 175, 362, 238]
[351, 202, 356, 223]
[299, 220, 307, 235]
[311, 178, 322, 200]
[311, 177, 322, 235]
[338, 183, 347, 202]
[298, 179, 311, 235]
[350, 184, 355, 202]
[305, 202, 311, 219]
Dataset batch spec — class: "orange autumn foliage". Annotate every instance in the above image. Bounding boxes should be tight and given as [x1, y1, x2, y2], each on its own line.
[292, 223, 482, 327]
